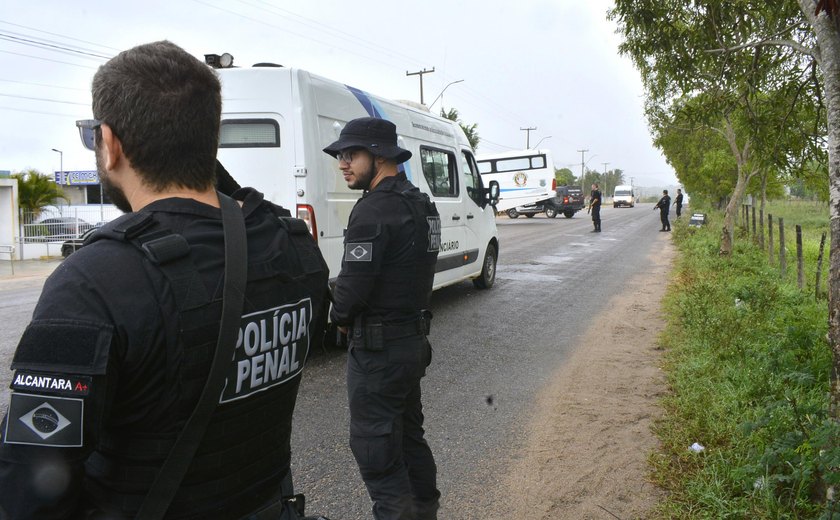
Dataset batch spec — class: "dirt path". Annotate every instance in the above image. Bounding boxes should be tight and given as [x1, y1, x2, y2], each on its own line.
[501, 236, 674, 519]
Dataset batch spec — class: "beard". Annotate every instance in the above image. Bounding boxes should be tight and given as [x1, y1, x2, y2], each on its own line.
[95, 147, 132, 213]
[350, 161, 377, 191]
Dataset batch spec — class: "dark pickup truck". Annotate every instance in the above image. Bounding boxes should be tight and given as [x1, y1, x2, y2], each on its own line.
[506, 185, 585, 219]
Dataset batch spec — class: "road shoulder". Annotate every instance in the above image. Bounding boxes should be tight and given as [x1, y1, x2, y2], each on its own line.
[501, 234, 673, 519]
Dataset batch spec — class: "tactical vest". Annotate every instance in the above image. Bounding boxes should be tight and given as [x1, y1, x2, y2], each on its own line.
[365, 185, 440, 318]
[83, 202, 329, 519]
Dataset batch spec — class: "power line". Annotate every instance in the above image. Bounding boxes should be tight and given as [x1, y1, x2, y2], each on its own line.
[0, 78, 87, 91]
[0, 32, 111, 59]
[233, 0, 428, 69]
[0, 105, 78, 117]
[189, 0, 536, 127]
[0, 49, 99, 69]
[0, 20, 121, 53]
[0, 93, 89, 106]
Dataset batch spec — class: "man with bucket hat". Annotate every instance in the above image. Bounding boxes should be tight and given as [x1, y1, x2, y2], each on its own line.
[324, 117, 442, 519]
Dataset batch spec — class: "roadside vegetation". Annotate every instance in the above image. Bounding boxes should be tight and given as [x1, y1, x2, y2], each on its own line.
[654, 204, 838, 518]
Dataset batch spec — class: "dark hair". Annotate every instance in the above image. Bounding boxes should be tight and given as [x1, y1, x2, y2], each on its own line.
[92, 41, 221, 191]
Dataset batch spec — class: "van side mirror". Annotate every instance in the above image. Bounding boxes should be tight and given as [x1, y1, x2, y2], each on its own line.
[486, 180, 500, 208]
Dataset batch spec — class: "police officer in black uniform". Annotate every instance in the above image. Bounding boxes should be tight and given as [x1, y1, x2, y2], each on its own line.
[673, 188, 684, 218]
[589, 182, 602, 232]
[323, 117, 441, 520]
[0, 41, 329, 519]
[655, 189, 672, 231]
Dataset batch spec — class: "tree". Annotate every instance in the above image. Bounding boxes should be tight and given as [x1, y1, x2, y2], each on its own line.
[555, 167, 576, 186]
[12, 169, 68, 222]
[610, 0, 840, 506]
[609, 0, 826, 255]
[440, 108, 480, 149]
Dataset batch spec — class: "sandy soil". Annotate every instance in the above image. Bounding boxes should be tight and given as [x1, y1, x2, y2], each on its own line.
[500, 237, 675, 519]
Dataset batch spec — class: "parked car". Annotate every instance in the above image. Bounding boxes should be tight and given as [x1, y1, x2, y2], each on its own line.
[505, 185, 585, 219]
[554, 185, 585, 218]
[37, 217, 95, 238]
[61, 226, 101, 258]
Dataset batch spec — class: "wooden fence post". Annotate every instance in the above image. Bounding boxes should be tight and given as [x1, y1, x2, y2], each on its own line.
[768, 214, 774, 265]
[779, 217, 786, 279]
[816, 231, 827, 300]
[752, 206, 757, 237]
[796, 225, 804, 289]
[759, 209, 765, 249]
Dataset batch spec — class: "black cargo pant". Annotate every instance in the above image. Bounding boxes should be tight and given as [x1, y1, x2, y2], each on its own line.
[660, 210, 671, 230]
[591, 205, 601, 231]
[347, 329, 440, 520]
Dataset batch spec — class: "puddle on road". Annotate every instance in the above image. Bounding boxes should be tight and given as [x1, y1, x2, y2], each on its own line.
[497, 271, 563, 282]
[535, 255, 575, 265]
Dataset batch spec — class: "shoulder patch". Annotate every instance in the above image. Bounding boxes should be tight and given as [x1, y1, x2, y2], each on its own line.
[3, 393, 84, 447]
[11, 320, 112, 375]
[10, 371, 91, 397]
[344, 243, 373, 262]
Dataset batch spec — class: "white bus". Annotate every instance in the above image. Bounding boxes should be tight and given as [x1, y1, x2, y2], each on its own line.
[476, 149, 556, 212]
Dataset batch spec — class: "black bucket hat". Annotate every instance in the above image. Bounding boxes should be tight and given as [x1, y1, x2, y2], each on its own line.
[323, 117, 412, 164]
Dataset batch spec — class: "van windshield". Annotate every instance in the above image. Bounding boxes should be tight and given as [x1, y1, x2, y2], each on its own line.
[615, 190, 632, 196]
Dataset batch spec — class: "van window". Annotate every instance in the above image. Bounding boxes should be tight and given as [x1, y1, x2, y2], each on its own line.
[461, 151, 483, 206]
[420, 147, 458, 197]
[219, 119, 280, 148]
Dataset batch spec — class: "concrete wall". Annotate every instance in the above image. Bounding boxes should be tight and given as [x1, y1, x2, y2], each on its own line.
[0, 179, 19, 260]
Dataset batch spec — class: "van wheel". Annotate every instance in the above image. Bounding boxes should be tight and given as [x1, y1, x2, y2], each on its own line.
[473, 243, 497, 289]
[545, 207, 558, 219]
[507, 208, 519, 219]
[564, 210, 574, 218]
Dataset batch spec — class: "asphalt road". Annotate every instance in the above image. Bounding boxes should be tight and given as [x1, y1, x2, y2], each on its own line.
[0, 203, 672, 518]
[293, 203, 670, 519]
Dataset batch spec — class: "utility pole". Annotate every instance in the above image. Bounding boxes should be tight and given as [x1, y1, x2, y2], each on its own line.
[406, 67, 435, 105]
[577, 148, 588, 190]
[520, 127, 537, 149]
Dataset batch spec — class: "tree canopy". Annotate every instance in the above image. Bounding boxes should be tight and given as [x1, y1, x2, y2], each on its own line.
[440, 107, 480, 149]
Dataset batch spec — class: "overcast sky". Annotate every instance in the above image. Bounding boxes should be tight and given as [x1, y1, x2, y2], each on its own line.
[0, 0, 678, 188]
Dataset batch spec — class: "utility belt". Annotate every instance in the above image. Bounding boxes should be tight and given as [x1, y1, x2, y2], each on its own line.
[350, 310, 433, 351]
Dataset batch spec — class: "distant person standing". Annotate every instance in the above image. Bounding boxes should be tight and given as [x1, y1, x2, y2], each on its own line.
[654, 189, 672, 231]
[673, 188, 684, 218]
[589, 183, 602, 232]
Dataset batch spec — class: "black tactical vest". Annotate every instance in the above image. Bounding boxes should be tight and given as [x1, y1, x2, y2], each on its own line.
[83, 203, 328, 519]
[366, 186, 440, 317]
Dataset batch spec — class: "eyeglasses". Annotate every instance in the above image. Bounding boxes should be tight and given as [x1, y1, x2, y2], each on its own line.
[337, 149, 362, 164]
[75, 119, 101, 151]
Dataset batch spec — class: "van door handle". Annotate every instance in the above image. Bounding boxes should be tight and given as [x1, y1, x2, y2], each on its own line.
[452, 215, 461, 221]
[466, 213, 474, 219]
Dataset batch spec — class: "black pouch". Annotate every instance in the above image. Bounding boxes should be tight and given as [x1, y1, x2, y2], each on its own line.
[364, 322, 384, 351]
[420, 310, 433, 336]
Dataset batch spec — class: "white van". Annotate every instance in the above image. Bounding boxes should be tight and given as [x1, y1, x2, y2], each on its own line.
[214, 62, 500, 290]
[476, 149, 556, 212]
[613, 185, 635, 208]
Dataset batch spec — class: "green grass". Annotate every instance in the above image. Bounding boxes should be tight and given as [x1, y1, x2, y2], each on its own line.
[651, 206, 839, 519]
[738, 200, 830, 298]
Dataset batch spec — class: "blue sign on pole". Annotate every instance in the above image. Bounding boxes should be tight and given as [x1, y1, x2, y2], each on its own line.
[54, 170, 100, 186]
